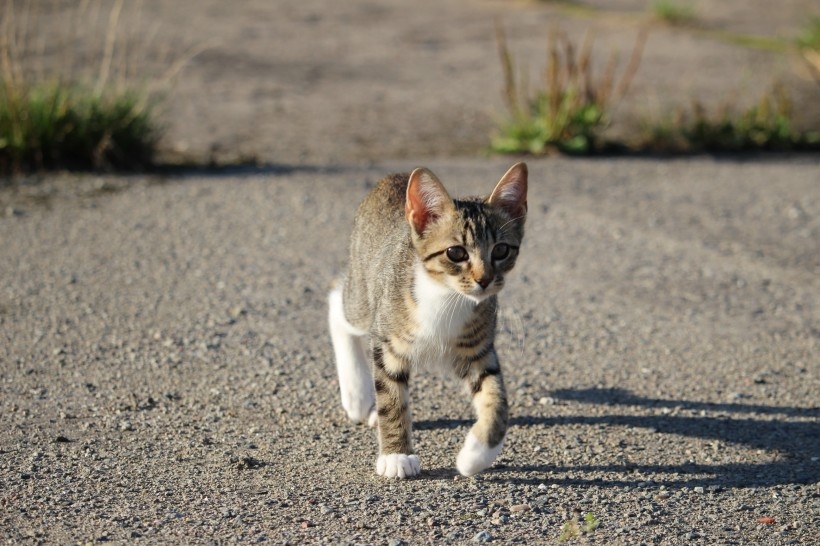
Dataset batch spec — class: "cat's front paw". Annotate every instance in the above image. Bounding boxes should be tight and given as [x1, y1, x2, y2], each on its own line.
[376, 453, 421, 479]
[342, 393, 375, 424]
[456, 432, 504, 477]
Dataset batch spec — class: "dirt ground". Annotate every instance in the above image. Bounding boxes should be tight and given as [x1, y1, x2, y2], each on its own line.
[10, 0, 820, 165]
[1, 1, 819, 545]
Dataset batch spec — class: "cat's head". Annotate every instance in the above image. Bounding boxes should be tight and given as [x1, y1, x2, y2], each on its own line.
[405, 163, 528, 303]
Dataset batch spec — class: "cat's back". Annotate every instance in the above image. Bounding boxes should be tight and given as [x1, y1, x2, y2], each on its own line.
[349, 173, 412, 261]
[354, 173, 409, 230]
[344, 173, 414, 331]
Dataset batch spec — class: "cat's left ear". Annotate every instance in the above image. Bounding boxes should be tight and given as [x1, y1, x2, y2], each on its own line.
[488, 162, 528, 218]
[406, 167, 455, 235]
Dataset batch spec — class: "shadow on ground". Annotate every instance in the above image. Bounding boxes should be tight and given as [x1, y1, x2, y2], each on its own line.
[417, 388, 819, 488]
[150, 161, 356, 179]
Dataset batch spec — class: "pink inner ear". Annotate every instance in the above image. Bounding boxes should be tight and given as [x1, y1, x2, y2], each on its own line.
[497, 184, 525, 213]
[490, 163, 528, 218]
[406, 168, 451, 235]
[406, 185, 431, 234]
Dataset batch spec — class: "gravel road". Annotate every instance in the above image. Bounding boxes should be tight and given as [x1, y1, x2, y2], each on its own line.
[3, 0, 820, 543]
[1, 156, 818, 544]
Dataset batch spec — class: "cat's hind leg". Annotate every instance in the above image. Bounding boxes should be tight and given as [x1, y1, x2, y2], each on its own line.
[456, 350, 508, 477]
[328, 286, 376, 425]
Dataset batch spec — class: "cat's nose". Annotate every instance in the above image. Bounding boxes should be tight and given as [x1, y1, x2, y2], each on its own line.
[476, 277, 492, 289]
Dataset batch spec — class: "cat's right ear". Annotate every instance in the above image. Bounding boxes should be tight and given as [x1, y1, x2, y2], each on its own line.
[406, 168, 453, 235]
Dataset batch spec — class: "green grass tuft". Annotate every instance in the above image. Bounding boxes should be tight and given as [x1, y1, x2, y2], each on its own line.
[797, 17, 820, 50]
[0, 82, 159, 174]
[583, 512, 600, 533]
[558, 512, 600, 543]
[557, 519, 580, 543]
[492, 90, 606, 155]
[641, 85, 820, 153]
[492, 24, 647, 155]
[651, 0, 697, 25]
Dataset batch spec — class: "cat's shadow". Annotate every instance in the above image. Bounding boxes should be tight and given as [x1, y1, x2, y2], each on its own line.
[415, 387, 819, 488]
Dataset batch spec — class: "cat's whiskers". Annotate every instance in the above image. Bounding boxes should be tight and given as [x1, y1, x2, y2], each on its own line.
[435, 289, 460, 355]
[444, 290, 462, 339]
[436, 291, 452, 344]
[498, 214, 527, 234]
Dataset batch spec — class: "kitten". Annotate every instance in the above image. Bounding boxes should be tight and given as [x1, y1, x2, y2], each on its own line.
[328, 163, 527, 478]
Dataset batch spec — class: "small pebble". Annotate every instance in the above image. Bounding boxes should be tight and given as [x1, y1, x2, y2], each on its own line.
[473, 530, 492, 543]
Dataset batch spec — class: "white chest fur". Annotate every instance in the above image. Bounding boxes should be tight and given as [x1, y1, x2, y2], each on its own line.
[410, 262, 476, 365]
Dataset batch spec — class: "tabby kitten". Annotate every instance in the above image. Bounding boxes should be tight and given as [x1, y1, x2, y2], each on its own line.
[328, 163, 527, 479]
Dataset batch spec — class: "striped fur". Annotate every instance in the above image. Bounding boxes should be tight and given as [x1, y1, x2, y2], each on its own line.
[329, 163, 527, 478]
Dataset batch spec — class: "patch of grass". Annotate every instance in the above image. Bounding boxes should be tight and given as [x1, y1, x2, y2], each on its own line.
[492, 24, 647, 155]
[491, 23, 818, 156]
[650, 0, 697, 26]
[558, 519, 580, 543]
[582, 512, 600, 533]
[0, 0, 201, 175]
[797, 17, 820, 51]
[0, 82, 159, 173]
[640, 85, 820, 153]
[558, 513, 600, 543]
[0, 0, 161, 174]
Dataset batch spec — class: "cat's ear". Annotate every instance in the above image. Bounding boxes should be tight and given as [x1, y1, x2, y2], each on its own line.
[406, 167, 454, 235]
[488, 162, 528, 219]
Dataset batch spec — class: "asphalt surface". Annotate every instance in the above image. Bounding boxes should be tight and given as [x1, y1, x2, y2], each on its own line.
[1, 156, 818, 544]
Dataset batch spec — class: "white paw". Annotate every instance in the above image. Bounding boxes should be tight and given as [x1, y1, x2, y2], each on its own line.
[342, 393, 375, 424]
[367, 408, 378, 428]
[456, 432, 504, 477]
[376, 453, 421, 479]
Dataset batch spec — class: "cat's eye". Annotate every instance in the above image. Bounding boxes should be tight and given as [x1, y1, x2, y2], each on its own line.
[446, 246, 469, 263]
[491, 243, 510, 261]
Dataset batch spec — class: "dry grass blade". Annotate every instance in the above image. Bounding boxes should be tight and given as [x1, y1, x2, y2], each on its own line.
[546, 31, 560, 116]
[1, 1, 22, 89]
[95, 0, 124, 95]
[611, 26, 649, 107]
[151, 40, 214, 94]
[577, 32, 594, 103]
[495, 19, 521, 118]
